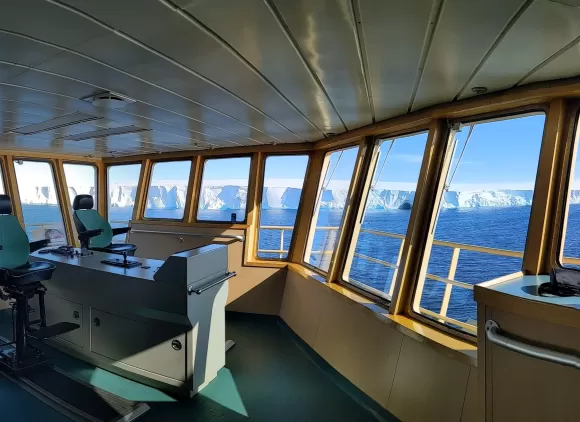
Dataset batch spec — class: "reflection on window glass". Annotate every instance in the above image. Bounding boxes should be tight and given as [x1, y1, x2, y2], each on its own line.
[145, 161, 191, 220]
[413, 114, 545, 334]
[0, 164, 5, 194]
[14, 160, 66, 244]
[197, 157, 251, 222]
[304, 147, 359, 272]
[562, 116, 580, 267]
[258, 155, 309, 259]
[343, 133, 428, 299]
[64, 163, 96, 208]
[108, 164, 141, 242]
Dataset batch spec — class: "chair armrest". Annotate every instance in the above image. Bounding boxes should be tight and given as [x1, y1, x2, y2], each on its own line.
[78, 229, 103, 241]
[29, 239, 50, 253]
[112, 227, 131, 236]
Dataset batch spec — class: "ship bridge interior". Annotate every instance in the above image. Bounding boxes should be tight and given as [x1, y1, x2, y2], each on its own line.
[0, 1, 578, 421]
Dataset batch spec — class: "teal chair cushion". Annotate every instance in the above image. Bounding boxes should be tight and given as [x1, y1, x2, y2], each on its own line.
[0, 215, 30, 269]
[74, 209, 113, 248]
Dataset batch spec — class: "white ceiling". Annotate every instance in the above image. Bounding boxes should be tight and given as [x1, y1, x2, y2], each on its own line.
[0, 0, 579, 157]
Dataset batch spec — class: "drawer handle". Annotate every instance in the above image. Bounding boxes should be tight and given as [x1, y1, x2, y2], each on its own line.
[93, 317, 100, 327]
[485, 320, 580, 370]
[172, 340, 182, 351]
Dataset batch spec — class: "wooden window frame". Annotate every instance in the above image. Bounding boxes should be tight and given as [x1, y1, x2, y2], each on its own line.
[252, 152, 312, 262]
[142, 158, 194, 222]
[194, 154, 254, 225]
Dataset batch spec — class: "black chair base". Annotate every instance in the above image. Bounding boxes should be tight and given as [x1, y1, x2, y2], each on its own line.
[0, 341, 49, 374]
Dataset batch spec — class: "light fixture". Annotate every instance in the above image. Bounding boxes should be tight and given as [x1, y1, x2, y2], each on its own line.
[61, 125, 150, 141]
[8, 112, 100, 135]
[82, 91, 136, 109]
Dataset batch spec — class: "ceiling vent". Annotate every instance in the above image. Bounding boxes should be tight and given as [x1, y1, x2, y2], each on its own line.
[82, 91, 136, 109]
[7, 112, 100, 135]
[61, 125, 150, 141]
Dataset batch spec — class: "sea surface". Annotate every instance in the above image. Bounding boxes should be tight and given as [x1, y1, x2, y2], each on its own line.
[22, 203, 580, 327]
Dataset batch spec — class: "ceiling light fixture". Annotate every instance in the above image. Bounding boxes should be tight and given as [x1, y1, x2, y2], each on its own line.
[61, 125, 150, 141]
[82, 91, 136, 109]
[8, 112, 100, 135]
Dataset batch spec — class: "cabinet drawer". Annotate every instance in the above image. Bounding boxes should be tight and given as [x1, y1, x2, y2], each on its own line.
[90, 308, 186, 381]
[44, 294, 83, 348]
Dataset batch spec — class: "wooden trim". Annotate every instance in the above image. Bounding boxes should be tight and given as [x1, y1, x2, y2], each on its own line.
[193, 154, 253, 224]
[96, 161, 107, 218]
[243, 152, 263, 265]
[184, 156, 202, 223]
[289, 150, 325, 263]
[0, 149, 100, 163]
[4, 156, 24, 226]
[327, 136, 376, 282]
[390, 119, 451, 315]
[130, 219, 249, 229]
[132, 160, 151, 221]
[141, 158, 194, 222]
[53, 159, 77, 246]
[549, 100, 580, 268]
[103, 143, 314, 164]
[522, 99, 567, 274]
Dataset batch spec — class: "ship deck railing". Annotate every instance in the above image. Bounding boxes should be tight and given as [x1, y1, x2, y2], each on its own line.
[258, 225, 580, 334]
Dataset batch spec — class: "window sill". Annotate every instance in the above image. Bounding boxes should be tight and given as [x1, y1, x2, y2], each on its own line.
[288, 264, 477, 367]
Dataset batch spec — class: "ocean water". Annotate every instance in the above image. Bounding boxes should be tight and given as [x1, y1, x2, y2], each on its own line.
[23, 203, 580, 327]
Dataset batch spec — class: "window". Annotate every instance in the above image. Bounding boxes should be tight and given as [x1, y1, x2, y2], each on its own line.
[413, 113, 545, 335]
[304, 147, 359, 272]
[0, 162, 5, 194]
[108, 163, 142, 241]
[561, 115, 580, 267]
[343, 132, 428, 300]
[258, 155, 309, 259]
[145, 160, 192, 220]
[63, 163, 97, 208]
[14, 160, 66, 244]
[197, 157, 251, 222]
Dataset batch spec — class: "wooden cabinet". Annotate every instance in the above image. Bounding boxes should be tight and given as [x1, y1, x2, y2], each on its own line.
[475, 276, 580, 422]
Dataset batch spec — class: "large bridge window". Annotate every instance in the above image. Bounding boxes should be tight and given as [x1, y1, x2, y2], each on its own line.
[196, 157, 251, 223]
[14, 160, 66, 244]
[258, 155, 309, 259]
[107, 163, 141, 241]
[304, 147, 359, 272]
[343, 132, 428, 300]
[144, 160, 192, 220]
[63, 163, 97, 208]
[413, 113, 545, 335]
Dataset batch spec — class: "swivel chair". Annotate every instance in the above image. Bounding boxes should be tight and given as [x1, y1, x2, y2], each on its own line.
[72, 194, 137, 256]
[0, 194, 78, 371]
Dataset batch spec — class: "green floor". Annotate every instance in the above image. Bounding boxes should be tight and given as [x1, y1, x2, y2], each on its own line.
[0, 310, 397, 421]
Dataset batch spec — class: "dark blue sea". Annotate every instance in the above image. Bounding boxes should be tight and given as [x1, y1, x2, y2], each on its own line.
[23, 204, 580, 326]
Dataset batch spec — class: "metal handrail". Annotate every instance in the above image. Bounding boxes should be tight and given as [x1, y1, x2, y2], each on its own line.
[131, 229, 244, 241]
[485, 320, 580, 370]
[189, 272, 237, 295]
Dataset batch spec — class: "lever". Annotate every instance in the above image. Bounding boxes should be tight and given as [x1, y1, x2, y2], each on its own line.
[123, 252, 128, 267]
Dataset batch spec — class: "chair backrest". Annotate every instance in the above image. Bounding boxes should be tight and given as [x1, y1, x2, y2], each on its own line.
[72, 195, 113, 248]
[0, 194, 30, 269]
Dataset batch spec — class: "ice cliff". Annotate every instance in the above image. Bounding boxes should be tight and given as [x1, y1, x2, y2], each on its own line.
[19, 183, 580, 210]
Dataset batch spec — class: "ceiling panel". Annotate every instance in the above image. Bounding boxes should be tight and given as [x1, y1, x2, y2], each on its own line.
[272, 0, 373, 129]
[59, 0, 323, 141]
[359, 0, 435, 120]
[461, 0, 580, 99]
[31, 49, 263, 146]
[412, 0, 525, 111]
[0, 0, 108, 49]
[67, 33, 292, 144]
[520, 40, 580, 84]
[176, 0, 346, 133]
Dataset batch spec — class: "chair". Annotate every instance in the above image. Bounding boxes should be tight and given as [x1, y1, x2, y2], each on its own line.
[72, 194, 137, 256]
[0, 194, 78, 371]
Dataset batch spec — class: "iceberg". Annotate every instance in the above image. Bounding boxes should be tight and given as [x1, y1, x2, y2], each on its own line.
[21, 181, 580, 210]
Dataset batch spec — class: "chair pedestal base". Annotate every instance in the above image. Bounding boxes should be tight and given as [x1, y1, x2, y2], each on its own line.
[0, 342, 49, 374]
